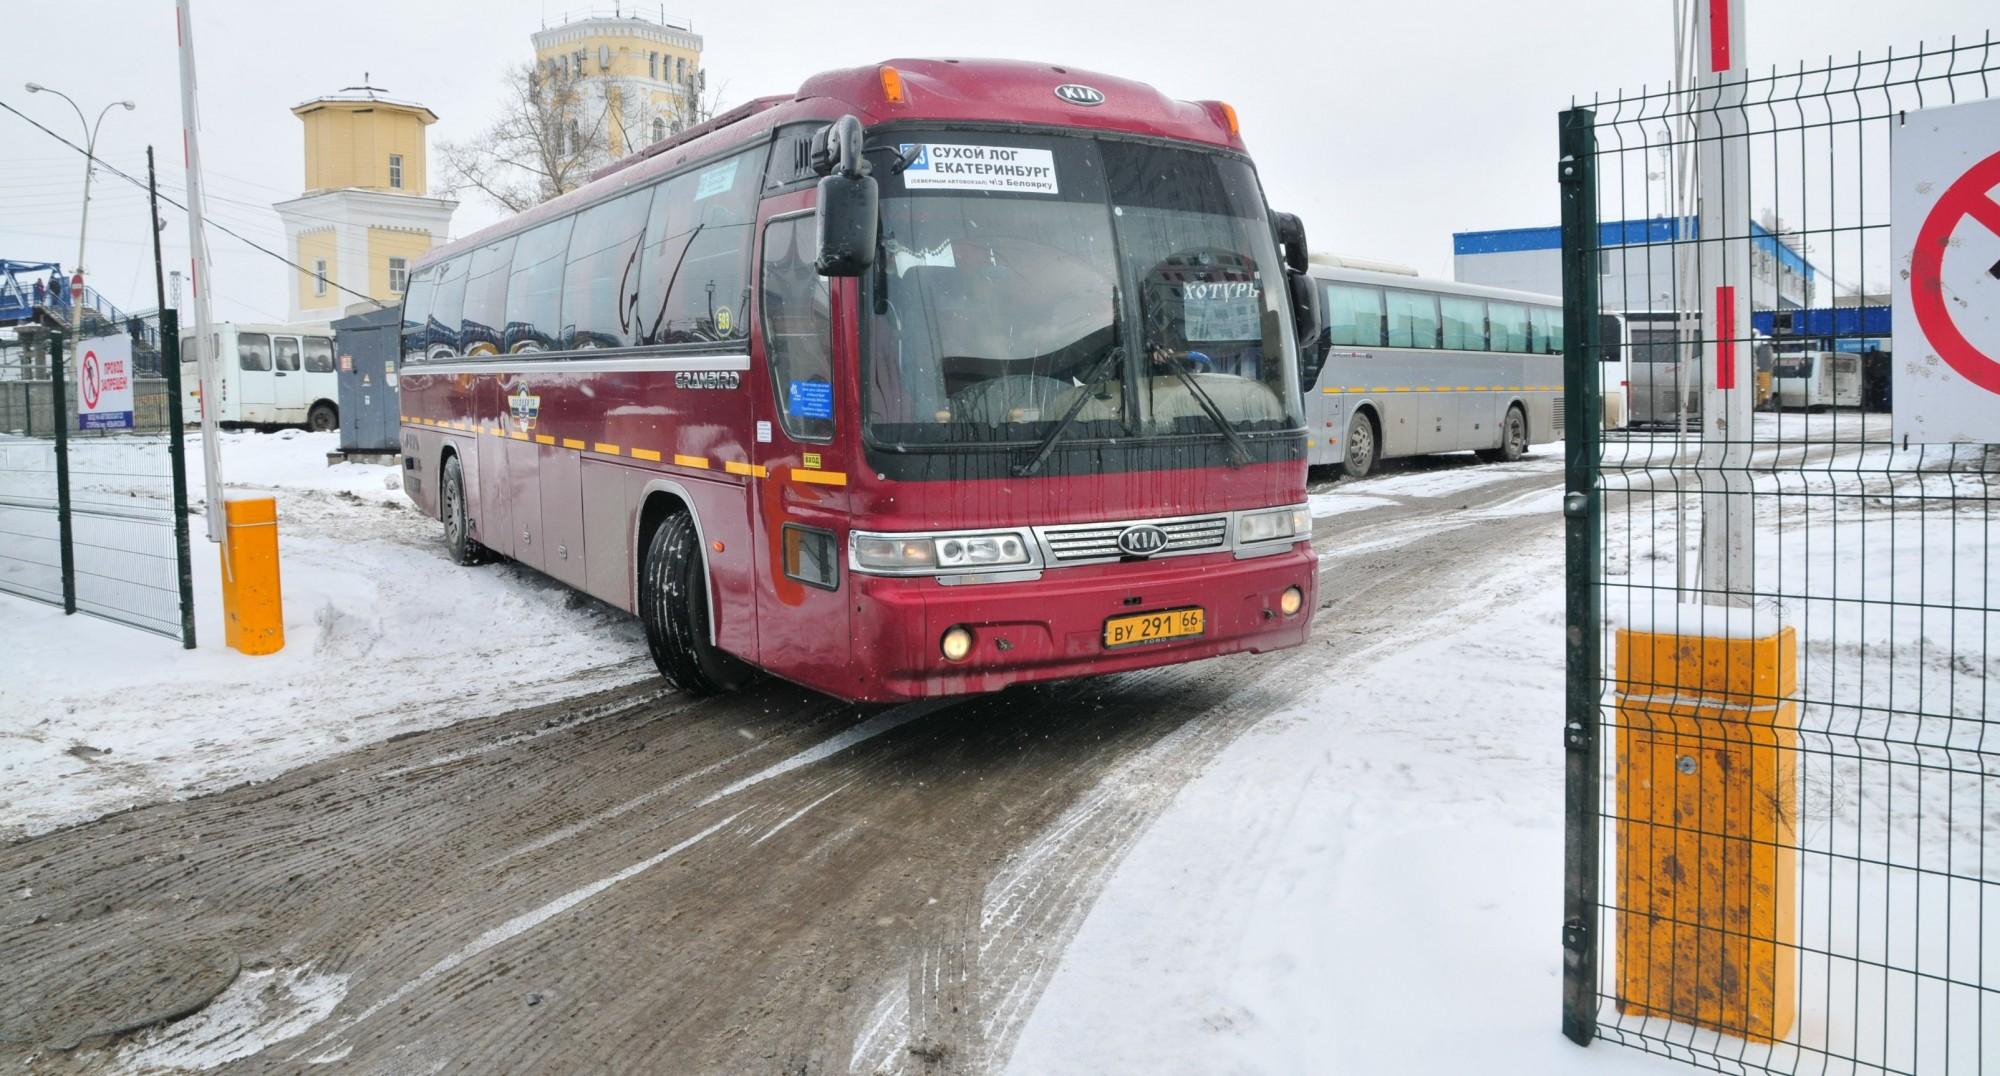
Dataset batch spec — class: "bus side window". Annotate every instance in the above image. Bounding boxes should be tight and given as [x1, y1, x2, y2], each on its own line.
[1323, 283, 1385, 348]
[1439, 295, 1485, 351]
[560, 190, 651, 349]
[504, 218, 575, 353]
[461, 237, 516, 357]
[428, 258, 470, 359]
[401, 267, 436, 365]
[238, 332, 271, 372]
[274, 336, 301, 372]
[1488, 302, 1529, 353]
[761, 214, 834, 441]
[1385, 290, 1439, 349]
[1531, 306, 1564, 354]
[304, 337, 335, 373]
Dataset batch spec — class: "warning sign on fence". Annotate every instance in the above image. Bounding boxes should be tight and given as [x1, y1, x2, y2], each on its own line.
[1892, 97, 2000, 443]
[76, 334, 135, 431]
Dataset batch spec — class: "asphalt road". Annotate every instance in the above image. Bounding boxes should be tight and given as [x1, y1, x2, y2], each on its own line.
[0, 451, 1565, 1075]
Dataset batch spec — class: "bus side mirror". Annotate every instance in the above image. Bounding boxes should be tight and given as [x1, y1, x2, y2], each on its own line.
[1287, 269, 1321, 357]
[812, 114, 877, 277]
[1274, 211, 1310, 275]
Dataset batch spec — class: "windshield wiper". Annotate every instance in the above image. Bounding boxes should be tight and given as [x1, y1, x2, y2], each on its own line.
[1014, 343, 1124, 477]
[1153, 351, 1252, 468]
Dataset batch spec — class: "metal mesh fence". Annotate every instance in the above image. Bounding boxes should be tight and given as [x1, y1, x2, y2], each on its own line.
[1561, 37, 2000, 1075]
[0, 319, 192, 643]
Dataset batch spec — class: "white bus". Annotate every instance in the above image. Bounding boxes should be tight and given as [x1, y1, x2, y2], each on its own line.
[1770, 349, 1862, 410]
[1304, 263, 1564, 477]
[180, 321, 340, 430]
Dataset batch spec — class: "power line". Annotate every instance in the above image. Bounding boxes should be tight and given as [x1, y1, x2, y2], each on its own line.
[0, 99, 388, 310]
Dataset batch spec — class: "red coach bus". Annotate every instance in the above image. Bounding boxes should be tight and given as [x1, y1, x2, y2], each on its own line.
[397, 58, 1322, 702]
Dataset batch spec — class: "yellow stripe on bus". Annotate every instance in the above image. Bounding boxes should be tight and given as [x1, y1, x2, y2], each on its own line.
[792, 469, 847, 486]
[724, 460, 768, 478]
[562, 438, 585, 450]
[594, 442, 621, 455]
[631, 448, 662, 461]
[508, 431, 530, 441]
[675, 454, 710, 469]
[534, 434, 555, 445]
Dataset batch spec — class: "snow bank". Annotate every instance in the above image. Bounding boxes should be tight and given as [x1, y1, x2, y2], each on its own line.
[0, 431, 651, 839]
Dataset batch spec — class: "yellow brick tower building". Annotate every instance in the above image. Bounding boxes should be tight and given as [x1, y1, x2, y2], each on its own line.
[275, 83, 457, 323]
[531, 11, 707, 165]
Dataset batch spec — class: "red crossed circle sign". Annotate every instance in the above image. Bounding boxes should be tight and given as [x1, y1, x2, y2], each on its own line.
[1910, 148, 2000, 393]
[81, 349, 103, 410]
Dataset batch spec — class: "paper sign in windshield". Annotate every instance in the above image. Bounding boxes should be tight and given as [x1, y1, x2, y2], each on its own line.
[788, 380, 834, 419]
[899, 143, 1059, 195]
[695, 158, 740, 200]
[1182, 281, 1263, 342]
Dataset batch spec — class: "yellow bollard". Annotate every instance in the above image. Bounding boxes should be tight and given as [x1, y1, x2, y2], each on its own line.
[220, 496, 284, 655]
[1614, 611, 1797, 1043]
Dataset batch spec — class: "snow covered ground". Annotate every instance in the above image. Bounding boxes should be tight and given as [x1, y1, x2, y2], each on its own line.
[0, 430, 651, 839]
[1005, 517, 1688, 1075]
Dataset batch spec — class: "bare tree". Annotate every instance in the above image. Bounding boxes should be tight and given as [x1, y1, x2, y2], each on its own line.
[439, 63, 611, 213]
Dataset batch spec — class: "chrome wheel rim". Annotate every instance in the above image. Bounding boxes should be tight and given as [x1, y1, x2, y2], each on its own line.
[1348, 422, 1373, 470]
[444, 472, 463, 546]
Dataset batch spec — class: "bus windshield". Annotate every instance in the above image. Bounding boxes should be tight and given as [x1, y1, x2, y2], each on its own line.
[862, 133, 1301, 449]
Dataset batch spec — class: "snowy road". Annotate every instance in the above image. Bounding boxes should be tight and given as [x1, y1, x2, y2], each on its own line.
[0, 448, 1596, 1073]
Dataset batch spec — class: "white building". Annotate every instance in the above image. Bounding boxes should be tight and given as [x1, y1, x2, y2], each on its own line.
[531, 12, 707, 169]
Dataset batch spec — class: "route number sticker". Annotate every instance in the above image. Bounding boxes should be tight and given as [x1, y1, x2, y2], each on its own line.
[898, 143, 1059, 195]
[1892, 97, 2000, 443]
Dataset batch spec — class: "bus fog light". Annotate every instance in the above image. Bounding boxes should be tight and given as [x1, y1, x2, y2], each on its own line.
[941, 626, 974, 661]
[1280, 586, 1304, 616]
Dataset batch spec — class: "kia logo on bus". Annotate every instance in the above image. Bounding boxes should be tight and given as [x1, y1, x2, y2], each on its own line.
[1054, 84, 1105, 107]
[1117, 524, 1170, 557]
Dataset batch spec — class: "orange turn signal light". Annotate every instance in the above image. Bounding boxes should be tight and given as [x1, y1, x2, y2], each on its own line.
[879, 65, 906, 104]
[1217, 101, 1240, 136]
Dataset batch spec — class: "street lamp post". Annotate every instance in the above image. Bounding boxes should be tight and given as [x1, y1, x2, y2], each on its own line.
[24, 83, 135, 342]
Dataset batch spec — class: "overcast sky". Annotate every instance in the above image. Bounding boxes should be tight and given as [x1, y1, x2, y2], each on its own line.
[0, 0, 1988, 323]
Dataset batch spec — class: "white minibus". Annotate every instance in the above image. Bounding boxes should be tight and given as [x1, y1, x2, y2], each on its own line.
[180, 321, 340, 429]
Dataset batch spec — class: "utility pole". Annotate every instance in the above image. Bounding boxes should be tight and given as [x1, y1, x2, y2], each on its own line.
[1694, 0, 1753, 607]
[23, 83, 135, 345]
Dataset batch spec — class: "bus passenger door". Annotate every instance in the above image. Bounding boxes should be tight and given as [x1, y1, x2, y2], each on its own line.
[272, 334, 306, 420]
[750, 208, 852, 689]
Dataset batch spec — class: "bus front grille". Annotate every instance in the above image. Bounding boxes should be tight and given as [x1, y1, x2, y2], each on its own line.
[1037, 515, 1230, 563]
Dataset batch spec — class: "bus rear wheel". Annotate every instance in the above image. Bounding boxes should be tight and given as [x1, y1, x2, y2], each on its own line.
[640, 511, 753, 696]
[307, 403, 338, 433]
[440, 454, 488, 566]
[1478, 405, 1528, 463]
[1341, 410, 1378, 479]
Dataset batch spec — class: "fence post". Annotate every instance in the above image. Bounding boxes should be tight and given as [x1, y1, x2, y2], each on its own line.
[161, 311, 196, 648]
[49, 331, 76, 615]
[1558, 105, 1603, 1048]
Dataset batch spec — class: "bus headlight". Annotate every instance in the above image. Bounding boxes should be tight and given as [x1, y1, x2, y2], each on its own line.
[853, 530, 1034, 573]
[935, 534, 1029, 568]
[1238, 506, 1311, 544]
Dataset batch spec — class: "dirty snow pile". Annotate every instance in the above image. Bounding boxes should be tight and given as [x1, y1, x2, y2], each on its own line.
[0, 430, 650, 839]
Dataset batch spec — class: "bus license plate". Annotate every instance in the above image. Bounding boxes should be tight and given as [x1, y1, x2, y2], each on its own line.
[1103, 607, 1204, 648]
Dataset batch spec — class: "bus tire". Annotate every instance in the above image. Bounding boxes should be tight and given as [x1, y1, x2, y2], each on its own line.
[307, 402, 338, 433]
[1479, 405, 1528, 463]
[440, 453, 488, 567]
[640, 511, 752, 696]
[1340, 410, 1378, 479]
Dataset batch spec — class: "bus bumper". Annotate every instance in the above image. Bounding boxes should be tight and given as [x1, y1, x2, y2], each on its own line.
[848, 544, 1316, 702]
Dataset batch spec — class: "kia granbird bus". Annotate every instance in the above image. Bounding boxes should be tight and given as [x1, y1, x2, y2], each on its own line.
[396, 59, 1321, 702]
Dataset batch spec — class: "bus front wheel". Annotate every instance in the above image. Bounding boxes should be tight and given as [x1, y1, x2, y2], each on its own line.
[1341, 410, 1378, 479]
[640, 512, 753, 696]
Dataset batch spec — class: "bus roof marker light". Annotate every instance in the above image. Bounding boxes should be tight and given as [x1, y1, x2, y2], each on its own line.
[1213, 101, 1240, 137]
[878, 65, 906, 104]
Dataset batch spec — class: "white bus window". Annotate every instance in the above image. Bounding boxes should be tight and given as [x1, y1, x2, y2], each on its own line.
[238, 333, 271, 372]
[1323, 284, 1385, 347]
[1439, 295, 1485, 351]
[505, 218, 575, 352]
[1386, 291, 1439, 349]
[304, 337, 335, 373]
[1532, 307, 1564, 354]
[274, 336, 301, 371]
[1488, 302, 1529, 353]
[561, 190, 651, 349]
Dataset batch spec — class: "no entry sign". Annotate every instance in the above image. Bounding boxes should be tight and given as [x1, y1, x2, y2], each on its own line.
[77, 334, 135, 431]
[1893, 97, 2000, 443]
